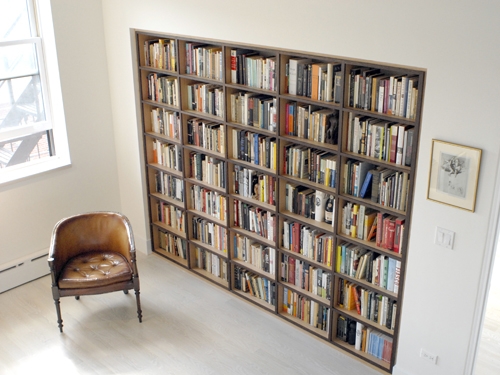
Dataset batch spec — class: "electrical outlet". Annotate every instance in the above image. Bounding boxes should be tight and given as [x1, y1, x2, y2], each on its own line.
[420, 348, 438, 364]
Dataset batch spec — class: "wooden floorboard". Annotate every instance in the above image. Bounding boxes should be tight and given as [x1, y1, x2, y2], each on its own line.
[0, 251, 384, 375]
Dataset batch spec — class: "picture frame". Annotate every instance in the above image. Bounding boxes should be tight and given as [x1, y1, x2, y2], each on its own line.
[427, 139, 482, 212]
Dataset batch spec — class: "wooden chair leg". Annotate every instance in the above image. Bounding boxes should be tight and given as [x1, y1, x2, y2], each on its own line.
[135, 288, 142, 323]
[123, 290, 129, 294]
[54, 298, 64, 333]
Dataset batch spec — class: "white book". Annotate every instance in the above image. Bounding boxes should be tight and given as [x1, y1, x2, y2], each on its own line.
[355, 322, 364, 351]
[314, 190, 325, 222]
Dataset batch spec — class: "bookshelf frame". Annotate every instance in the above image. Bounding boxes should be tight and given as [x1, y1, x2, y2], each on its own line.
[135, 30, 425, 373]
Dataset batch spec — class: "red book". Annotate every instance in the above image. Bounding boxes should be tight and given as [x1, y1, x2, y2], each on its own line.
[393, 217, 405, 253]
[233, 199, 238, 226]
[288, 257, 296, 285]
[292, 222, 300, 253]
[384, 217, 396, 250]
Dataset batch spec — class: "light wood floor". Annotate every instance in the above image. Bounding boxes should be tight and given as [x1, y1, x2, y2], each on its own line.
[475, 253, 500, 375]
[0, 251, 383, 375]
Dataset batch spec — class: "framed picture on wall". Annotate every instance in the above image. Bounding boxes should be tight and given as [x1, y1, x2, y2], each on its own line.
[427, 139, 482, 212]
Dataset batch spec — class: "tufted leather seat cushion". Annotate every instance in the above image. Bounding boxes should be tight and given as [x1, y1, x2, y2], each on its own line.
[58, 251, 133, 289]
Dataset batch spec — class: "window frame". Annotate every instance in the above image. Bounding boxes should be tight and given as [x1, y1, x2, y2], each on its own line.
[0, 0, 71, 185]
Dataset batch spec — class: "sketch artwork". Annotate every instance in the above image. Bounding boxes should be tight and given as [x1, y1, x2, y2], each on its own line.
[437, 152, 469, 198]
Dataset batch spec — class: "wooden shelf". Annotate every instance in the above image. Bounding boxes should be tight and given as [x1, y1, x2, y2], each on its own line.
[231, 258, 275, 281]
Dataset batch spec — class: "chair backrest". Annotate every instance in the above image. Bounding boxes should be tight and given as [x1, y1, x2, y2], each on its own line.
[49, 212, 135, 279]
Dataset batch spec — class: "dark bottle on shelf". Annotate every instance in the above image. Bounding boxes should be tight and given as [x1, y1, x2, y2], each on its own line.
[324, 195, 334, 225]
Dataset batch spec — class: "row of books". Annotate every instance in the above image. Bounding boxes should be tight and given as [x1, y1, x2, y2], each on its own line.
[335, 244, 401, 293]
[283, 145, 337, 188]
[344, 163, 410, 213]
[338, 278, 397, 330]
[229, 92, 277, 132]
[230, 49, 277, 91]
[372, 168, 410, 211]
[150, 108, 180, 139]
[158, 229, 186, 259]
[233, 266, 276, 305]
[186, 83, 224, 118]
[346, 113, 414, 167]
[193, 246, 228, 281]
[154, 170, 183, 202]
[340, 202, 374, 241]
[188, 152, 226, 189]
[348, 67, 419, 120]
[152, 140, 182, 171]
[233, 165, 276, 206]
[146, 73, 178, 106]
[232, 233, 276, 275]
[285, 102, 338, 144]
[282, 221, 333, 266]
[144, 38, 177, 71]
[231, 129, 277, 171]
[233, 200, 276, 242]
[336, 316, 393, 363]
[185, 43, 223, 81]
[340, 203, 405, 252]
[191, 216, 228, 253]
[186, 118, 225, 154]
[282, 287, 330, 332]
[374, 214, 405, 252]
[284, 183, 314, 218]
[284, 184, 335, 225]
[190, 185, 227, 221]
[285, 58, 342, 103]
[156, 201, 185, 232]
[343, 160, 375, 198]
[280, 254, 332, 300]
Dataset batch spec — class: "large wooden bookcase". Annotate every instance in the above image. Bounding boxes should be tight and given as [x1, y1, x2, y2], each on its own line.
[135, 30, 425, 373]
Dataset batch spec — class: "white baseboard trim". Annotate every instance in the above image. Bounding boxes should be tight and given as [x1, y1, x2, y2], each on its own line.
[0, 248, 50, 293]
[392, 365, 412, 375]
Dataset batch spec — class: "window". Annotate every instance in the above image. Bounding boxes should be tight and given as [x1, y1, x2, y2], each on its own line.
[0, 0, 70, 184]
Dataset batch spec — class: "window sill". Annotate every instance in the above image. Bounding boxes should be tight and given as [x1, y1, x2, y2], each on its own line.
[0, 155, 71, 186]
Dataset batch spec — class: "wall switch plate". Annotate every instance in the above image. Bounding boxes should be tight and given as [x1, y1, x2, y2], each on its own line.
[435, 227, 455, 249]
[420, 348, 438, 364]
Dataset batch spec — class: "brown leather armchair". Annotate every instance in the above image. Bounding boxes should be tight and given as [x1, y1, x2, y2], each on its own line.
[48, 212, 142, 332]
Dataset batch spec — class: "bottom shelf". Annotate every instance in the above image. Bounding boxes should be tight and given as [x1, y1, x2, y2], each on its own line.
[333, 312, 393, 371]
[279, 286, 330, 339]
[154, 247, 188, 267]
[279, 310, 329, 340]
[332, 337, 391, 371]
[191, 266, 229, 288]
[232, 264, 276, 309]
[231, 288, 276, 312]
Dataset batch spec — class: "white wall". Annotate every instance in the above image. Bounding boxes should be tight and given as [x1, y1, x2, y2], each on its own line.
[63, 0, 500, 374]
[0, 0, 121, 272]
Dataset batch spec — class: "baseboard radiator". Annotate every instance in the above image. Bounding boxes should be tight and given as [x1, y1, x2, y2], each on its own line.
[0, 249, 50, 293]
